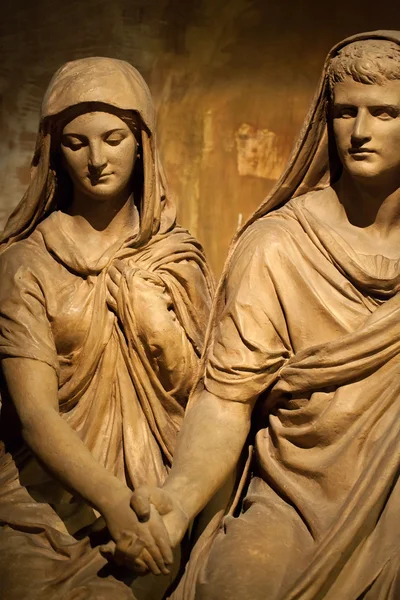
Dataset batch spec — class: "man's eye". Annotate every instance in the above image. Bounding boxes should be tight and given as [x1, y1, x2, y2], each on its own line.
[372, 108, 397, 120]
[333, 106, 356, 119]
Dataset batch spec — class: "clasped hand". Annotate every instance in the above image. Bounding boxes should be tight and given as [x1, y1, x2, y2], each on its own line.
[103, 486, 189, 576]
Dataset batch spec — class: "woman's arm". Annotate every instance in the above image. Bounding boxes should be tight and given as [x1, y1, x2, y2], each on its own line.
[2, 357, 129, 511]
[108, 263, 199, 397]
[1, 357, 173, 574]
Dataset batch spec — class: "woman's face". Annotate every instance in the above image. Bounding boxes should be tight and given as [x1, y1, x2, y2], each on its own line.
[60, 111, 138, 201]
[332, 77, 400, 185]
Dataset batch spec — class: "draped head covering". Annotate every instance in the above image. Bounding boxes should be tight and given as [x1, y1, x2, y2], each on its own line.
[193, 29, 400, 392]
[0, 57, 176, 249]
[245, 30, 400, 229]
[174, 32, 400, 600]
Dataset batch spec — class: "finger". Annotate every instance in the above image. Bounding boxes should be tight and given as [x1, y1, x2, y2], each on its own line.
[139, 523, 172, 574]
[130, 488, 152, 522]
[113, 532, 145, 569]
[113, 259, 126, 273]
[108, 266, 122, 286]
[140, 547, 170, 576]
[99, 544, 115, 562]
[133, 557, 150, 575]
[125, 515, 171, 575]
[140, 504, 173, 565]
[150, 521, 174, 565]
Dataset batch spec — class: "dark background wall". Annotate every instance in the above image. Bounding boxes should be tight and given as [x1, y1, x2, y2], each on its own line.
[1, 0, 399, 275]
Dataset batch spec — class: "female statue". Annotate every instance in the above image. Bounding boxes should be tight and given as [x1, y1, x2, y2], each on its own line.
[0, 58, 213, 599]
[128, 30, 400, 599]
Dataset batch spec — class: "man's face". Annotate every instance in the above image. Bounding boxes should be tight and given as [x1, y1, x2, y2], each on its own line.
[332, 77, 400, 185]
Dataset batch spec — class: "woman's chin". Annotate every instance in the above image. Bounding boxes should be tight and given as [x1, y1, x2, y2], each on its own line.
[79, 183, 129, 203]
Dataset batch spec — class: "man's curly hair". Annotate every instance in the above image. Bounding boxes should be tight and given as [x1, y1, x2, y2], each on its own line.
[328, 39, 400, 93]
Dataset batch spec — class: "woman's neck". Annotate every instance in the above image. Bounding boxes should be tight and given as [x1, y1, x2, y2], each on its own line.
[59, 188, 139, 264]
[65, 188, 138, 241]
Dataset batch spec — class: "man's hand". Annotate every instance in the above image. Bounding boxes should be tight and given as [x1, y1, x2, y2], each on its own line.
[131, 486, 190, 550]
[100, 489, 174, 575]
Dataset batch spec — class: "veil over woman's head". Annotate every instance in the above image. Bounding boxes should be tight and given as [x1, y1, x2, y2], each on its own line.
[0, 57, 176, 249]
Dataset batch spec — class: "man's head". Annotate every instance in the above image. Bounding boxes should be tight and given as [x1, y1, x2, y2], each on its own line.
[327, 39, 400, 185]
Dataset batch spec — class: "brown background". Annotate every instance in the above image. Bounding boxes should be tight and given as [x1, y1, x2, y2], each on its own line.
[0, 0, 399, 276]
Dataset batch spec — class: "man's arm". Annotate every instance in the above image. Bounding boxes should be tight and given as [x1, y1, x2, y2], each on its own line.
[165, 389, 254, 521]
[131, 388, 255, 551]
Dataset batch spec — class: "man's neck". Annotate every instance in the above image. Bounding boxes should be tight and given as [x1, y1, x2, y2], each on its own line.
[335, 171, 400, 235]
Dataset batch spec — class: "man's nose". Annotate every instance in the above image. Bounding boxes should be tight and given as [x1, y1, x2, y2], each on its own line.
[351, 111, 372, 145]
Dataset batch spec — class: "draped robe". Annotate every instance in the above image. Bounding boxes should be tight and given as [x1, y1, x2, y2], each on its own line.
[174, 189, 400, 600]
[0, 210, 213, 599]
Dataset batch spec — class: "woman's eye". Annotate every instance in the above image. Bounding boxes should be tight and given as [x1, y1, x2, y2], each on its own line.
[106, 137, 124, 146]
[62, 138, 85, 151]
[339, 110, 356, 119]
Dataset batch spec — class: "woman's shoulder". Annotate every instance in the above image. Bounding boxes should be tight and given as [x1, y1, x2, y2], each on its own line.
[0, 229, 50, 277]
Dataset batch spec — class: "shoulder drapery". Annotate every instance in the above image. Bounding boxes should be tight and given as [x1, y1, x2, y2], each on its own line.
[173, 30, 400, 600]
[0, 55, 214, 600]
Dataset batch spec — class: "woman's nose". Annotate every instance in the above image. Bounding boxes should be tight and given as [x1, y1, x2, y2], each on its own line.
[88, 142, 107, 172]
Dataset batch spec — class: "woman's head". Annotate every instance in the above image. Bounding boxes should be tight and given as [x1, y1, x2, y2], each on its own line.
[1, 57, 176, 249]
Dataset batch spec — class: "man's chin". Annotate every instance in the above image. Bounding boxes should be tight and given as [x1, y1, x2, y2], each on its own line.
[345, 165, 383, 182]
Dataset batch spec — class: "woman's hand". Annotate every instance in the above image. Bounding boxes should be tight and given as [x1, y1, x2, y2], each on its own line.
[100, 488, 174, 575]
[130, 486, 190, 558]
[106, 259, 167, 314]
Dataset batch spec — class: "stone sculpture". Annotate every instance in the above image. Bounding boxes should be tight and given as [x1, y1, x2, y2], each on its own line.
[0, 58, 213, 600]
[128, 30, 400, 600]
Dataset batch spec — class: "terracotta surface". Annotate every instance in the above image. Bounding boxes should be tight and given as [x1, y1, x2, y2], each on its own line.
[1, 0, 400, 275]
[126, 32, 400, 599]
[0, 58, 213, 599]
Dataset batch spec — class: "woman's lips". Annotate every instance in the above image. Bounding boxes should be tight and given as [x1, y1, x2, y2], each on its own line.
[87, 172, 113, 184]
[348, 148, 376, 155]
